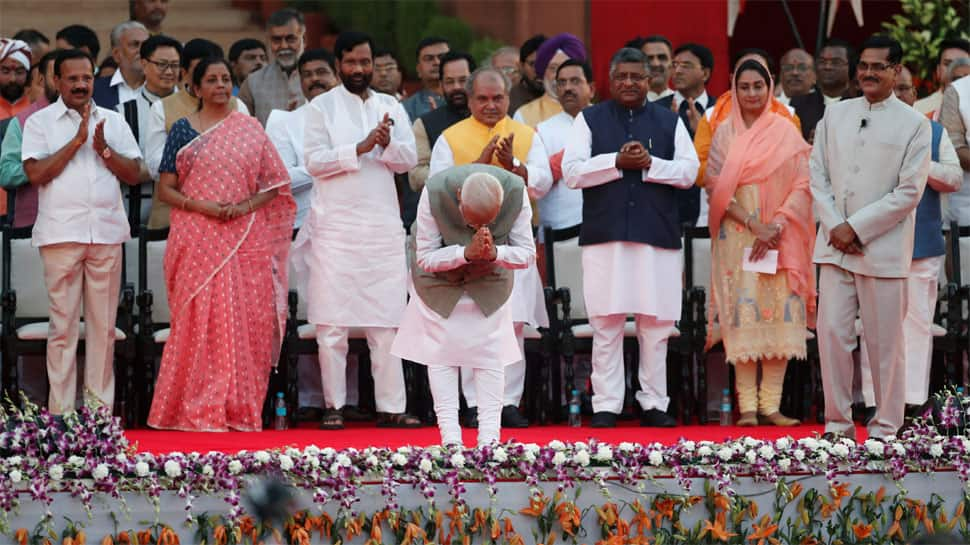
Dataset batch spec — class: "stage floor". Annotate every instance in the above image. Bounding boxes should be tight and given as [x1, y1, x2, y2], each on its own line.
[124, 421, 864, 454]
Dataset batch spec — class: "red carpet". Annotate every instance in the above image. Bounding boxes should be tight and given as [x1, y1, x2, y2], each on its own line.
[125, 422, 865, 454]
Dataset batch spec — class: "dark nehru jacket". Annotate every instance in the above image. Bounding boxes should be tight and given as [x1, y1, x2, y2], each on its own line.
[578, 99, 682, 249]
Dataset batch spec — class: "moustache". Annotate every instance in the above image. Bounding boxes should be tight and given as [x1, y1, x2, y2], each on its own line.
[862, 77, 879, 83]
[71, 88, 89, 94]
[309, 83, 326, 91]
[561, 91, 577, 100]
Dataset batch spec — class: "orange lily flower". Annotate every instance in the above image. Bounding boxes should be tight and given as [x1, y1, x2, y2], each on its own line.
[509, 533, 526, 545]
[597, 503, 619, 527]
[556, 501, 582, 536]
[789, 483, 804, 500]
[654, 498, 676, 521]
[830, 483, 851, 508]
[701, 512, 737, 542]
[521, 495, 549, 517]
[490, 519, 501, 541]
[799, 536, 819, 545]
[214, 525, 227, 545]
[712, 493, 731, 513]
[136, 530, 153, 545]
[62, 538, 74, 545]
[852, 522, 873, 540]
[116, 532, 130, 545]
[100, 537, 113, 545]
[470, 509, 487, 533]
[371, 515, 383, 543]
[747, 515, 779, 545]
[630, 501, 653, 535]
[874, 486, 886, 505]
[15, 528, 28, 545]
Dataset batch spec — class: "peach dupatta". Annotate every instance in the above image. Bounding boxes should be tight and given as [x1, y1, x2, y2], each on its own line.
[706, 78, 816, 326]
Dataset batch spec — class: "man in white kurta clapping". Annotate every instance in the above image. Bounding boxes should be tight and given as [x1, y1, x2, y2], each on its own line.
[297, 31, 421, 430]
[392, 165, 534, 446]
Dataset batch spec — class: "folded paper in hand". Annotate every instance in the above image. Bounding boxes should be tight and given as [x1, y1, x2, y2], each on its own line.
[742, 248, 778, 274]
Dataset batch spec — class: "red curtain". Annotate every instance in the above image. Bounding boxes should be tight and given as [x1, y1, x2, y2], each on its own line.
[589, 0, 731, 100]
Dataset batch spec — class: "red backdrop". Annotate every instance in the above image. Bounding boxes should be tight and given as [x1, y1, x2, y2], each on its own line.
[589, 0, 902, 101]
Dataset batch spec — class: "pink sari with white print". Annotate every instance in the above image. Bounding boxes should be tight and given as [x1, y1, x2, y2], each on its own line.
[148, 112, 295, 431]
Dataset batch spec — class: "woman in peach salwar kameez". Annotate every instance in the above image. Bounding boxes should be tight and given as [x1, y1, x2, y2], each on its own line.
[705, 59, 816, 427]
[148, 58, 295, 431]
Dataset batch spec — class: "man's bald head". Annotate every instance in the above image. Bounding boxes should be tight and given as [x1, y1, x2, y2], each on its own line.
[467, 67, 511, 127]
[458, 172, 504, 227]
[779, 48, 815, 98]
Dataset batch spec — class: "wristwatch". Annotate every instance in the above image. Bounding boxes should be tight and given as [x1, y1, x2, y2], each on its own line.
[512, 157, 521, 169]
[101, 146, 112, 160]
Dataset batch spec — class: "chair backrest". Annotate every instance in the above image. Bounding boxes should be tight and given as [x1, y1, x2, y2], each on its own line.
[956, 224, 970, 289]
[6, 233, 47, 319]
[288, 253, 309, 321]
[545, 226, 586, 321]
[138, 227, 170, 323]
[684, 226, 712, 294]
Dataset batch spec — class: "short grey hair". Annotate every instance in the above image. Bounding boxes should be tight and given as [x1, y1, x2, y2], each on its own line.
[465, 67, 511, 96]
[488, 46, 518, 66]
[110, 20, 148, 48]
[949, 57, 970, 80]
[461, 172, 504, 214]
[609, 47, 648, 76]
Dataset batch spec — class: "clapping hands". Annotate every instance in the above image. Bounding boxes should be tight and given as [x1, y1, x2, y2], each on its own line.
[357, 112, 394, 155]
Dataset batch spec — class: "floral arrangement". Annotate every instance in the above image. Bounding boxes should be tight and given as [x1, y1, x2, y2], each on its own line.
[3, 394, 970, 544]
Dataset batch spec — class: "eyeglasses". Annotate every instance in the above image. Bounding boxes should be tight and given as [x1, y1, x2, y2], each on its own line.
[145, 59, 180, 73]
[498, 66, 518, 75]
[857, 61, 894, 73]
[612, 72, 647, 83]
[781, 63, 812, 73]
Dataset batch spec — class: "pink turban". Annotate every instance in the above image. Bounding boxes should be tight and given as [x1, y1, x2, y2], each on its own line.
[0, 39, 31, 70]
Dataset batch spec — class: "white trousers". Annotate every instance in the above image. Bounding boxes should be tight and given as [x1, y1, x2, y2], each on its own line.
[428, 364, 504, 447]
[40, 242, 122, 415]
[859, 255, 943, 407]
[315, 325, 406, 413]
[462, 322, 525, 408]
[297, 354, 359, 408]
[818, 265, 906, 439]
[590, 313, 672, 414]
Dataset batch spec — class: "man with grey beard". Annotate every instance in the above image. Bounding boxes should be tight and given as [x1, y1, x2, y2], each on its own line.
[238, 8, 306, 126]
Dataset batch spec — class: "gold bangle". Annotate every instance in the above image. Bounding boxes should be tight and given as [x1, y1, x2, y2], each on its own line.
[180, 195, 189, 210]
[744, 216, 752, 230]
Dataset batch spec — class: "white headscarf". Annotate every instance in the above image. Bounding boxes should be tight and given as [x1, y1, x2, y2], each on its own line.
[0, 39, 31, 70]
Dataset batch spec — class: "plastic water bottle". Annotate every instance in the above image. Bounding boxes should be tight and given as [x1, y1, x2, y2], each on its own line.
[568, 390, 582, 427]
[719, 388, 733, 426]
[274, 392, 288, 430]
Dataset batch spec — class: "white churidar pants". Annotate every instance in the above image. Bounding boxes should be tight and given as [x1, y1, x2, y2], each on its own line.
[590, 313, 672, 414]
[428, 364, 504, 446]
[315, 325, 406, 413]
[461, 322, 525, 408]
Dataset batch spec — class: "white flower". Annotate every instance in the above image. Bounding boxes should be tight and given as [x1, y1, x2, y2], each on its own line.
[717, 447, 733, 461]
[778, 458, 792, 472]
[831, 444, 849, 458]
[818, 439, 832, 450]
[864, 439, 884, 457]
[391, 453, 407, 467]
[793, 449, 806, 461]
[648, 451, 663, 467]
[164, 460, 182, 478]
[92, 463, 109, 480]
[551, 452, 566, 466]
[573, 450, 590, 466]
[817, 451, 830, 464]
[450, 453, 466, 468]
[419, 458, 434, 473]
[493, 447, 508, 463]
[524, 443, 540, 454]
[49, 464, 64, 481]
[744, 437, 759, 448]
[321, 447, 336, 457]
[366, 455, 380, 468]
[594, 445, 613, 462]
[523, 450, 536, 463]
[682, 441, 696, 451]
[698, 446, 713, 457]
[618, 442, 636, 454]
[799, 438, 819, 451]
[202, 464, 214, 477]
[757, 445, 776, 460]
[336, 454, 352, 467]
[8, 456, 21, 466]
[279, 455, 294, 471]
[9, 469, 22, 483]
[962, 438, 970, 453]
[305, 456, 321, 468]
[254, 451, 271, 464]
[549, 440, 566, 451]
[329, 462, 341, 475]
[745, 450, 758, 464]
[930, 443, 944, 458]
[228, 460, 243, 475]
[574, 441, 588, 451]
[115, 453, 127, 464]
[775, 437, 792, 450]
[304, 445, 320, 456]
[427, 446, 442, 458]
[892, 442, 906, 456]
[397, 446, 412, 454]
[67, 455, 84, 467]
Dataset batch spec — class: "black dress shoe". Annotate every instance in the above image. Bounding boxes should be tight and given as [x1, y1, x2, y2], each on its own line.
[296, 406, 325, 422]
[501, 405, 529, 428]
[861, 406, 876, 427]
[640, 408, 676, 428]
[463, 407, 479, 428]
[590, 411, 617, 428]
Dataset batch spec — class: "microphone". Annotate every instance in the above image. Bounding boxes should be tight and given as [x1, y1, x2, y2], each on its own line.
[859, 117, 869, 130]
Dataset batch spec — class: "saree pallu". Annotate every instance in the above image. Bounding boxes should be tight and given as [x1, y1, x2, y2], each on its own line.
[148, 112, 295, 431]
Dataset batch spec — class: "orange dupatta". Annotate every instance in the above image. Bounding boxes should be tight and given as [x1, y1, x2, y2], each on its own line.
[706, 68, 816, 326]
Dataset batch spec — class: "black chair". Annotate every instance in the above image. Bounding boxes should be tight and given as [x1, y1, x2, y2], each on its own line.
[939, 223, 970, 390]
[1, 222, 136, 421]
[134, 225, 169, 425]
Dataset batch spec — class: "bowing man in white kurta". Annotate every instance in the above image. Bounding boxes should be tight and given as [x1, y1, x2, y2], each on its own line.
[562, 48, 699, 428]
[426, 68, 552, 426]
[298, 41, 418, 426]
[392, 166, 534, 446]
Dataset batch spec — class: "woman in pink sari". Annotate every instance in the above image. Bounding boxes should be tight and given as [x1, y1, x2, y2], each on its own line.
[148, 58, 296, 431]
[705, 59, 815, 427]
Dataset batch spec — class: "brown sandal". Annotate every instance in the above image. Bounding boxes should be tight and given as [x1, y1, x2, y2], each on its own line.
[376, 412, 423, 428]
[319, 408, 344, 430]
[737, 411, 758, 426]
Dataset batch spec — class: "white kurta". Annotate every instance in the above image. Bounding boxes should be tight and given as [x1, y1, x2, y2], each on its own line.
[392, 189, 535, 368]
[562, 110, 699, 320]
[266, 105, 314, 228]
[296, 85, 417, 327]
[428, 124, 551, 328]
[536, 111, 584, 229]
